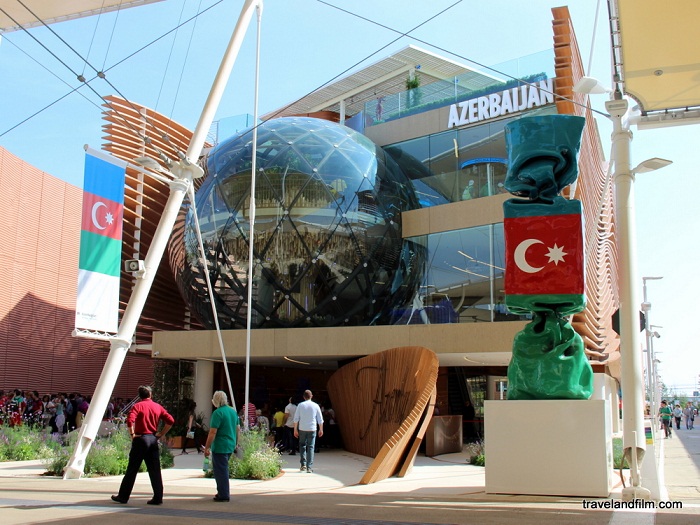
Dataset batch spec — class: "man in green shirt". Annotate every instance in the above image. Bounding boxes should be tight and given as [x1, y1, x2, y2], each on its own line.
[204, 391, 240, 502]
[659, 400, 673, 439]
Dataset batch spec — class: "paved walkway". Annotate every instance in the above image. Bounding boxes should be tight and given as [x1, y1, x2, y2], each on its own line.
[661, 423, 700, 502]
[0, 438, 697, 524]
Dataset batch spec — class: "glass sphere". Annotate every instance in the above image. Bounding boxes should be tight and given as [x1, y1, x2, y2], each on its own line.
[169, 117, 424, 329]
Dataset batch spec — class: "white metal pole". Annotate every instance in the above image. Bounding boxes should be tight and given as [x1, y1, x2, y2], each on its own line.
[187, 0, 260, 161]
[643, 282, 653, 419]
[610, 97, 649, 498]
[64, 0, 262, 479]
[64, 176, 191, 479]
[244, 1, 263, 430]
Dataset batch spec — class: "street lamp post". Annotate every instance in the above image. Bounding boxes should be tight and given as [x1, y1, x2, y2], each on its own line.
[574, 77, 672, 499]
[649, 324, 663, 413]
[642, 277, 663, 421]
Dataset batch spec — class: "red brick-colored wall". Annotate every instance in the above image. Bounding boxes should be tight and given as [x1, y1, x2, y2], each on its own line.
[0, 146, 153, 397]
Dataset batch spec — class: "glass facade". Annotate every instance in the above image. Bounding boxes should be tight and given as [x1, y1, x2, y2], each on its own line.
[384, 107, 556, 207]
[393, 224, 528, 325]
[171, 117, 425, 329]
[171, 100, 555, 330]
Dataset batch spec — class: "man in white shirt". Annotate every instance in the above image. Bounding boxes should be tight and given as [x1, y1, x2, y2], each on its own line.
[283, 397, 297, 455]
[293, 390, 324, 473]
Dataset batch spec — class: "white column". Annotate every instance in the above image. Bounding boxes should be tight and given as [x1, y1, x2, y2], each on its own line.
[194, 360, 215, 426]
[609, 98, 649, 499]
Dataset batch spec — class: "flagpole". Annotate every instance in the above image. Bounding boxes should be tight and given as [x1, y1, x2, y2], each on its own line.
[64, 0, 263, 479]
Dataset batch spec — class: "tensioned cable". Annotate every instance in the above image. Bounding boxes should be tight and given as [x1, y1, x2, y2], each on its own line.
[0, 5, 162, 145]
[186, 183, 236, 410]
[261, 0, 465, 123]
[102, 0, 123, 71]
[0, 1, 224, 151]
[587, 0, 602, 76]
[0, 35, 103, 111]
[315, 0, 608, 119]
[13, 0, 183, 146]
[81, 0, 107, 77]
[165, 0, 205, 132]
[154, 0, 189, 114]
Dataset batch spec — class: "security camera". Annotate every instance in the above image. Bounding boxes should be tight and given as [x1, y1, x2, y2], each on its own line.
[124, 259, 145, 275]
[605, 98, 629, 118]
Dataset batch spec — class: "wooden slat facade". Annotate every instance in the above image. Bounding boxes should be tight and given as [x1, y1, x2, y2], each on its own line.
[552, 7, 621, 375]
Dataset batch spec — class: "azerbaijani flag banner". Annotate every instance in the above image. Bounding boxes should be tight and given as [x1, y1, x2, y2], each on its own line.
[75, 148, 127, 333]
[503, 199, 585, 314]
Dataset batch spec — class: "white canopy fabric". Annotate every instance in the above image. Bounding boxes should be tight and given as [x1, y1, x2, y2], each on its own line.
[615, 0, 700, 125]
[0, 0, 163, 33]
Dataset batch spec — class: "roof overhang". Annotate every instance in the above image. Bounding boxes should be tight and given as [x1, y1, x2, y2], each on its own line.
[614, 0, 700, 128]
[0, 0, 164, 33]
[263, 44, 502, 120]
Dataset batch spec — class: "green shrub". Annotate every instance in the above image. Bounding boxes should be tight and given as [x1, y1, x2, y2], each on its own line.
[466, 439, 485, 467]
[612, 437, 626, 469]
[470, 454, 485, 466]
[227, 429, 282, 480]
[40, 427, 174, 477]
[0, 425, 62, 461]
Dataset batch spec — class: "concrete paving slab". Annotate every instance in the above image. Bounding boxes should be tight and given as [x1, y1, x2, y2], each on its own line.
[0, 444, 698, 524]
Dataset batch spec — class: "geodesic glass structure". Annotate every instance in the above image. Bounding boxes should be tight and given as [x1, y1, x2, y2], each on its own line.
[169, 117, 424, 329]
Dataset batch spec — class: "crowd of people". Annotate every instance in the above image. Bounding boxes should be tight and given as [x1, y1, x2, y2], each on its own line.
[239, 397, 341, 454]
[0, 389, 130, 433]
[658, 399, 697, 438]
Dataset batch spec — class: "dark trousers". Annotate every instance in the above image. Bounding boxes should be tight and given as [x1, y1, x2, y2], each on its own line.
[284, 426, 298, 452]
[298, 430, 317, 469]
[212, 452, 231, 499]
[118, 434, 163, 502]
[662, 419, 672, 438]
[182, 430, 202, 452]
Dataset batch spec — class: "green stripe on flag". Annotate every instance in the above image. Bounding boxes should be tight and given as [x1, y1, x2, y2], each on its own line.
[79, 230, 122, 277]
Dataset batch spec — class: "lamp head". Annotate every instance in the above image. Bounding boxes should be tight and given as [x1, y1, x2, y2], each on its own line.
[573, 76, 612, 95]
[633, 158, 673, 174]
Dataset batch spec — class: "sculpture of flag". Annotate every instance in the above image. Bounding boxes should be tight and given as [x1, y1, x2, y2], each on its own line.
[504, 199, 585, 316]
[75, 148, 127, 333]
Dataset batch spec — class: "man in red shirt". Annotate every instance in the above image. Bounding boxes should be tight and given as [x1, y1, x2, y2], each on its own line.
[111, 386, 174, 505]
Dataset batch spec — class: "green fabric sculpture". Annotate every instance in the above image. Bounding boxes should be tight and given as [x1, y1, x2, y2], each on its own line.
[503, 115, 593, 400]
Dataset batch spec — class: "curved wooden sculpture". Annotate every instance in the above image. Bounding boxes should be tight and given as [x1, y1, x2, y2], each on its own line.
[327, 346, 438, 484]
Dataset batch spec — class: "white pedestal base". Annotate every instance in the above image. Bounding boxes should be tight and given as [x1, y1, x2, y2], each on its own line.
[485, 399, 612, 497]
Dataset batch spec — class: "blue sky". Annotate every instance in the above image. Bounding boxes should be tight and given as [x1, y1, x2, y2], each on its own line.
[1, 0, 698, 393]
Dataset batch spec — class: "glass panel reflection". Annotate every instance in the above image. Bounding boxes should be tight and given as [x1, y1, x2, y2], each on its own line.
[169, 117, 425, 329]
[385, 107, 556, 207]
[393, 224, 528, 324]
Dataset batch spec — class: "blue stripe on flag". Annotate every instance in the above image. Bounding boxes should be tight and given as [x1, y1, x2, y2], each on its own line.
[83, 153, 126, 204]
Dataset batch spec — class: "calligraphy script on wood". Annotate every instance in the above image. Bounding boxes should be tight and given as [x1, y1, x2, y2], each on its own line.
[356, 361, 416, 440]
